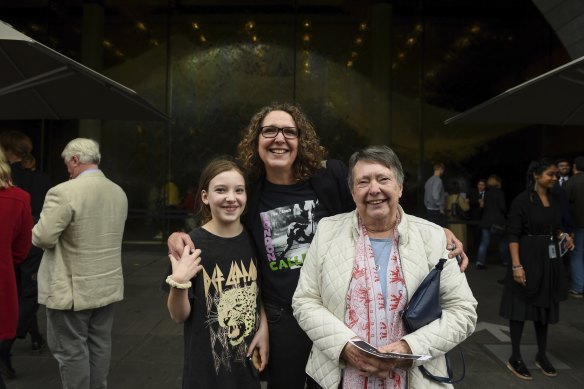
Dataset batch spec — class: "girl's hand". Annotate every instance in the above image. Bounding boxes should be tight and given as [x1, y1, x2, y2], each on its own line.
[247, 306, 269, 372]
[169, 245, 202, 284]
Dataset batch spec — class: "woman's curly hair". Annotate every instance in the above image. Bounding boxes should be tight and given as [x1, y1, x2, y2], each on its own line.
[237, 102, 327, 182]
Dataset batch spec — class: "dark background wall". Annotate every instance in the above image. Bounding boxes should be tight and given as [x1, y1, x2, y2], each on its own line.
[1, 0, 582, 239]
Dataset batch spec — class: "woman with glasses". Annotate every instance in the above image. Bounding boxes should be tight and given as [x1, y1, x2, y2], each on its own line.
[234, 104, 355, 389]
[168, 102, 468, 389]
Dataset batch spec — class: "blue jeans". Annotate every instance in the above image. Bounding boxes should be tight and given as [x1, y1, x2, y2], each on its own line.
[476, 228, 510, 266]
[570, 228, 584, 293]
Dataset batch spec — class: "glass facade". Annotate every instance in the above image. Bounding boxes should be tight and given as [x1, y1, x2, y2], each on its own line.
[1, 0, 581, 241]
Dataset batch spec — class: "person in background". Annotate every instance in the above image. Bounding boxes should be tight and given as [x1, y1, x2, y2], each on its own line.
[292, 145, 477, 389]
[154, 176, 181, 239]
[565, 156, 584, 298]
[556, 157, 571, 187]
[468, 179, 486, 252]
[446, 181, 470, 249]
[32, 138, 128, 389]
[500, 158, 574, 381]
[0, 147, 33, 386]
[0, 130, 51, 378]
[178, 185, 197, 232]
[167, 103, 469, 389]
[476, 175, 510, 269]
[424, 162, 446, 227]
[551, 157, 574, 240]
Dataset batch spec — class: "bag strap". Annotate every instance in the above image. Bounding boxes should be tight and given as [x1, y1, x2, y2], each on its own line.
[434, 258, 446, 271]
[419, 349, 466, 384]
[418, 258, 466, 384]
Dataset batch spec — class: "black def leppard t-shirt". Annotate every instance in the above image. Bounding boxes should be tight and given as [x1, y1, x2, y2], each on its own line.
[165, 227, 261, 389]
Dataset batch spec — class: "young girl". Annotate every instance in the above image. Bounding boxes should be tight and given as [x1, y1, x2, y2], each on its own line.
[164, 158, 268, 388]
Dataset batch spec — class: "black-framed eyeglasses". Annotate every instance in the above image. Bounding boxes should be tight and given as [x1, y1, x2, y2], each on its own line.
[260, 126, 299, 139]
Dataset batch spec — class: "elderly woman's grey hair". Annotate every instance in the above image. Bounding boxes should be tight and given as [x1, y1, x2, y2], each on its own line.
[347, 145, 405, 188]
[61, 138, 101, 165]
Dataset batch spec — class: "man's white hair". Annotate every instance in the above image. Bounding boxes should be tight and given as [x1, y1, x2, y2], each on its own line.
[61, 138, 101, 164]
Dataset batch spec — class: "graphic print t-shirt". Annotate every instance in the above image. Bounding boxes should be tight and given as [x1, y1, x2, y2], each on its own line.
[168, 228, 260, 389]
[253, 180, 327, 306]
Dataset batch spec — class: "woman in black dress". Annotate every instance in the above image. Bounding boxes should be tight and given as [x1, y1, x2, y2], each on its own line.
[500, 158, 575, 380]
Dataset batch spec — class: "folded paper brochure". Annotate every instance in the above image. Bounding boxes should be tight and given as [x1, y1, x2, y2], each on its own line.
[350, 339, 431, 361]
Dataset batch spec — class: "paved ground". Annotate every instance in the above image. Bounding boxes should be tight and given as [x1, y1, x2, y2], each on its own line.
[4, 244, 584, 389]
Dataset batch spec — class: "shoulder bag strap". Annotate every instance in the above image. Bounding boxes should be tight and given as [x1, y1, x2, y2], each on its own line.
[417, 258, 466, 384]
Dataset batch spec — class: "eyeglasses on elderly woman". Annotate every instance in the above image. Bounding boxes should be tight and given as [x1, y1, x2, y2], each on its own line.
[259, 126, 299, 139]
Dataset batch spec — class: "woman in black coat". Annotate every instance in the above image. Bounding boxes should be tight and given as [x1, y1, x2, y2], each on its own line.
[500, 158, 574, 380]
[475, 175, 510, 268]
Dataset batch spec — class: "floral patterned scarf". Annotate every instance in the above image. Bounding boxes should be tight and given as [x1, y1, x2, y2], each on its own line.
[343, 216, 407, 389]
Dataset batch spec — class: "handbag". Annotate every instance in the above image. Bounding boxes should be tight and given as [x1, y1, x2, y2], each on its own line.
[401, 258, 465, 384]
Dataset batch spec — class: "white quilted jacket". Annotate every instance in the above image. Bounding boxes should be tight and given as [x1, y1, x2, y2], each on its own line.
[292, 208, 478, 389]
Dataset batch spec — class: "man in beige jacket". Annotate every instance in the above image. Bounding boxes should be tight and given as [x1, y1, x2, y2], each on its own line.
[33, 138, 127, 389]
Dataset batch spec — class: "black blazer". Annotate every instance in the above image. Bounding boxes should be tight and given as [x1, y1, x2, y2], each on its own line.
[480, 187, 507, 228]
[10, 162, 52, 222]
[467, 188, 483, 221]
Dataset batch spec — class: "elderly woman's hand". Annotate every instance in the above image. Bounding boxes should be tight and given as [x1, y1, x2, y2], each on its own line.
[443, 228, 468, 272]
[341, 340, 411, 378]
[377, 341, 414, 369]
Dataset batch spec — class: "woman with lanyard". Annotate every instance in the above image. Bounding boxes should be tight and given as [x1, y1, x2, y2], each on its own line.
[500, 158, 575, 381]
[168, 102, 468, 389]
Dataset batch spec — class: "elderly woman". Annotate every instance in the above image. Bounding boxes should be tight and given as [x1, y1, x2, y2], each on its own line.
[168, 104, 469, 389]
[292, 145, 477, 389]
